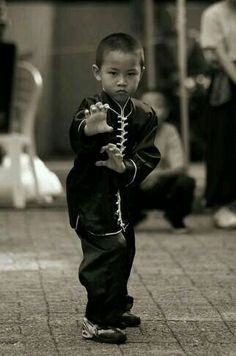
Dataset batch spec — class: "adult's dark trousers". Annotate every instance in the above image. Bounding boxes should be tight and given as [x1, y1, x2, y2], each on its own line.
[75, 223, 135, 326]
[204, 81, 236, 207]
[0, 42, 17, 132]
[130, 174, 195, 224]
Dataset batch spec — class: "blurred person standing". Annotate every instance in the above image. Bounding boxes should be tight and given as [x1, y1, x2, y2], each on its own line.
[200, 0, 236, 228]
[130, 91, 195, 233]
[0, 0, 16, 133]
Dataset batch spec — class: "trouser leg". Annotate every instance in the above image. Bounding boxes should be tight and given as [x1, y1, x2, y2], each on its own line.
[123, 224, 136, 311]
[76, 228, 127, 326]
[164, 175, 195, 223]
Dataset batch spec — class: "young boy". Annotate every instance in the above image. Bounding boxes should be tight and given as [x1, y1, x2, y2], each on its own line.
[66, 33, 160, 344]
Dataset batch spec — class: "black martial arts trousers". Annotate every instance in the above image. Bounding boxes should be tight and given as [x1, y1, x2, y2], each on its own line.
[76, 223, 135, 326]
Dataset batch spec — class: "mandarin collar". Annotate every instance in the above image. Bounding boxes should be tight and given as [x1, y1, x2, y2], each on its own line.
[101, 91, 133, 117]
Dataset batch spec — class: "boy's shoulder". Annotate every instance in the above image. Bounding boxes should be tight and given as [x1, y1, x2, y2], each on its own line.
[131, 97, 154, 115]
[77, 94, 155, 117]
[202, 1, 226, 18]
[79, 94, 101, 107]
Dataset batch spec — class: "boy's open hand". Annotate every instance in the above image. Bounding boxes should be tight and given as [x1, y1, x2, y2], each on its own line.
[84, 102, 113, 136]
[95, 143, 126, 173]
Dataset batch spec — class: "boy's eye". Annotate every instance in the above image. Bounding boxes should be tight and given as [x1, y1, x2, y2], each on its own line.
[128, 72, 136, 76]
[109, 71, 117, 76]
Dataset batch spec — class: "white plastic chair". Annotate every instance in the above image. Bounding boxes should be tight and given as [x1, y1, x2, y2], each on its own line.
[0, 61, 43, 208]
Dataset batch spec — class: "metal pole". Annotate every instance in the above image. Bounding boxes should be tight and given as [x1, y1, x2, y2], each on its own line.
[177, 0, 190, 166]
[144, 0, 156, 90]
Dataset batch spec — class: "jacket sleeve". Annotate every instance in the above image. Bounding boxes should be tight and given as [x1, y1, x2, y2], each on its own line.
[69, 98, 107, 158]
[120, 109, 161, 187]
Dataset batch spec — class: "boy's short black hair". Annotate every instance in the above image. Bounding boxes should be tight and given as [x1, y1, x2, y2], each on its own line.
[96, 32, 145, 68]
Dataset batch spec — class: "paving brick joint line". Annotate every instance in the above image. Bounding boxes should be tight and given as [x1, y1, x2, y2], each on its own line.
[157, 238, 235, 338]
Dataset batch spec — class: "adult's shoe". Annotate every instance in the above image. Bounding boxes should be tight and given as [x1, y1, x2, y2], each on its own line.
[164, 214, 190, 234]
[213, 207, 236, 229]
[171, 222, 191, 234]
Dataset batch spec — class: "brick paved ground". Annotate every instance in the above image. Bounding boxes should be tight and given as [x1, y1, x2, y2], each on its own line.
[0, 162, 236, 355]
[0, 208, 236, 356]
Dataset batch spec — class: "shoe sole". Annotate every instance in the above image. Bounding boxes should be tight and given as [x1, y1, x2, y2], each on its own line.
[82, 327, 127, 344]
[94, 335, 126, 344]
[82, 333, 127, 344]
[121, 318, 141, 327]
[122, 321, 141, 327]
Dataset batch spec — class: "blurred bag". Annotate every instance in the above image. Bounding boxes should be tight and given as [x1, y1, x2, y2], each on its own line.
[2, 153, 63, 202]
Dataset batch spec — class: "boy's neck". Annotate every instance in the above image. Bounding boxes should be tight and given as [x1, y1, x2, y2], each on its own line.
[103, 90, 130, 109]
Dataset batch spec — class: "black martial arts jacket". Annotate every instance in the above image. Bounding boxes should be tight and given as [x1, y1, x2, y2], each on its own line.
[66, 91, 161, 235]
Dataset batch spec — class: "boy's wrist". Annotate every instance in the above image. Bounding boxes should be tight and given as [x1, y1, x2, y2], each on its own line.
[117, 163, 126, 174]
[84, 124, 94, 136]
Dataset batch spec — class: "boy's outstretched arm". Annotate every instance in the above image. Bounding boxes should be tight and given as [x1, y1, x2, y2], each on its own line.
[69, 100, 112, 156]
[84, 102, 113, 136]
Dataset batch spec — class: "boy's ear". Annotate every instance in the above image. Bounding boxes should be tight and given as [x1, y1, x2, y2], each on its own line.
[92, 64, 102, 81]
[140, 66, 146, 79]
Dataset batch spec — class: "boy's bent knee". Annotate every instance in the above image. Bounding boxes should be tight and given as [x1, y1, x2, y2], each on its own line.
[91, 232, 127, 253]
[177, 174, 195, 192]
[110, 232, 127, 252]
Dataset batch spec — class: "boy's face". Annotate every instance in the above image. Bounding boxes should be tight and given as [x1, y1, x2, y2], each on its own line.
[93, 50, 144, 105]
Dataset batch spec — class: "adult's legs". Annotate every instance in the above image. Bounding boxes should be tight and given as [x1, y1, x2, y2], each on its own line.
[123, 224, 136, 311]
[205, 83, 236, 207]
[130, 175, 195, 227]
[163, 174, 195, 226]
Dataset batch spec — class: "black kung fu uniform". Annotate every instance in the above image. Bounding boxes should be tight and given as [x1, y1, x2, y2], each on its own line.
[66, 91, 160, 326]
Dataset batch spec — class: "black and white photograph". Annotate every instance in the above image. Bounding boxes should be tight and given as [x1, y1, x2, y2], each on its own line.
[0, 0, 236, 355]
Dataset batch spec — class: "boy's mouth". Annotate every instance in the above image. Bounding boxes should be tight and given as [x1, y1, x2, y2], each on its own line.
[116, 90, 128, 94]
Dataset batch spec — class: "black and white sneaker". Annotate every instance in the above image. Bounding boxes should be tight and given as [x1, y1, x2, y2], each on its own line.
[82, 317, 127, 344]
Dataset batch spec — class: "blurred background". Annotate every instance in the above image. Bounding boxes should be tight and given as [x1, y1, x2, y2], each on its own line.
[2, 0, 214, 161]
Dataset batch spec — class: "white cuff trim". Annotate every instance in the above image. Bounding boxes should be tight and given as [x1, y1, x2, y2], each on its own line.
[126, 159, 137, 186]
[78, 119, 86, 134]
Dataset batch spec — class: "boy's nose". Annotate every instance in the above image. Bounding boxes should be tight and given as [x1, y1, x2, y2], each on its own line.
[117, 76, 127, 86]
